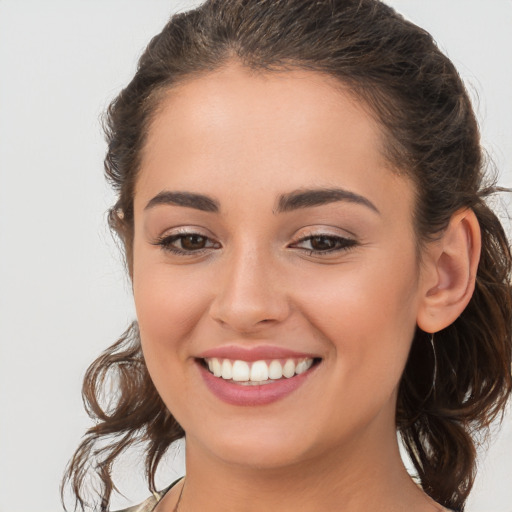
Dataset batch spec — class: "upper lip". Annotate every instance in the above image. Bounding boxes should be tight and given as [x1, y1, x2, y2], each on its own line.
[196, 345, 320, 362]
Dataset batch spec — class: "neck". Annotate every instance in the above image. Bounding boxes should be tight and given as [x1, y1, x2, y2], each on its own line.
[176, 423, 440, 512]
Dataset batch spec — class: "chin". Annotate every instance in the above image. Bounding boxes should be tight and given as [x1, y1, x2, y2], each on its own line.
[188, 418, 319, 470]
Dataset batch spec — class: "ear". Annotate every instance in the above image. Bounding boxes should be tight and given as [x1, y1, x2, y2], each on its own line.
[416, 208, 481, 333]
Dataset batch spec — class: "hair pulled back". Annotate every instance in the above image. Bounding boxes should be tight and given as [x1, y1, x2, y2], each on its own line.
[63, 1, 512, 511]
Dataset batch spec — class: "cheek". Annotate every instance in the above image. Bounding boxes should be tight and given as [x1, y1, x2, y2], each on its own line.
[294, 254, 420, 381]
[132, 260, 210, 373]
[132, 263, 213, 420]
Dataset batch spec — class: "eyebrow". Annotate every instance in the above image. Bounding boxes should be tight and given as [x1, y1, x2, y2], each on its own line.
[144, 191, 219, 212]
[276, 188, 380, 215]
[144, 187, 379, 216]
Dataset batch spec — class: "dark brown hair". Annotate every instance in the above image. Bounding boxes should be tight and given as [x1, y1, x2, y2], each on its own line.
[62, 1, 512, 511]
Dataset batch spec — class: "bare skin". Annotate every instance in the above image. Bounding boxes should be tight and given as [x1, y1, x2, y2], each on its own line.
[132, 62, 479, 512]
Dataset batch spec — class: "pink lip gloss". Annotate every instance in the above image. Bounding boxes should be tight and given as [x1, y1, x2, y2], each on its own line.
[196, 359, 319, 406]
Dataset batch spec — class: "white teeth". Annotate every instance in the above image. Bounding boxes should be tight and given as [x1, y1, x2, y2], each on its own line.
[221, 359, 232, 380]
[212, 358, 222, 377]
[295, 359, 313, 375]
[232, 360, 250, 382]
[250, 360, 269, 381]
[268, 360, 283, 380]
[283, 359, 296, 378]
[204, 357, 315, 382]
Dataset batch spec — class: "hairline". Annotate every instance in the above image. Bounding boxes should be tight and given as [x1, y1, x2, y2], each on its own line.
[127, 58, 427, 265]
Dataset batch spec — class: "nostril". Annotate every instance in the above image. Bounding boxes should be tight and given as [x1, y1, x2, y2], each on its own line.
[210, 309, 285, 334]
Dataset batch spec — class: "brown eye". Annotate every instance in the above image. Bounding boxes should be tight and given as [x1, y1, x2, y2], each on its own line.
[155, 232, 221, 255]
[290, 234, 358, 255]
[309, 236, 337, 251]
[181, 234, 207, 250]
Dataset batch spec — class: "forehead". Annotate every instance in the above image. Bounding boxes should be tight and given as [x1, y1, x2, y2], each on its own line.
[135, 62, 412, 215]
[145, 64, 382, 156]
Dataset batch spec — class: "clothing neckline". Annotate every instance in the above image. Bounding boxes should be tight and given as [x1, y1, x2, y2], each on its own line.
[154, 477, 184, 506]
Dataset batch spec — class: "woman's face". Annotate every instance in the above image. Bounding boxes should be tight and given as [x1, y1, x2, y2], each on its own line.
[132, 64, 429, 469]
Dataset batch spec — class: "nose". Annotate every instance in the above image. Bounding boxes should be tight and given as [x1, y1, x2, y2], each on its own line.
[209, 245, 290, 334]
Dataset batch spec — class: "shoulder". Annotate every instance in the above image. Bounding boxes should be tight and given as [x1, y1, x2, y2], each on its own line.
[111, 494, 159, 512]
[111, 478, 183, 512]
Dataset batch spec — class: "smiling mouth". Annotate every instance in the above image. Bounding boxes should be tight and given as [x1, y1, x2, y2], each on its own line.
[198, 357, 321, 385]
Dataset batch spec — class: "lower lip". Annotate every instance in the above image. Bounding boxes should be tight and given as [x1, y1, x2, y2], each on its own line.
[197, 361, 319, 406]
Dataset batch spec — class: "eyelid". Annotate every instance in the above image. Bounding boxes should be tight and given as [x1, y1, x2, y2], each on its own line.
[290, 225, 357, 242]
[150, 226, 358, 257]
[155, 225, 207, 237]
[151, 226, 221, 255]
[288, 228, 359, 256]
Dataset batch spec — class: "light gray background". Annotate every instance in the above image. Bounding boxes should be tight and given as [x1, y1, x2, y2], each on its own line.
[0, 2, 511, 511]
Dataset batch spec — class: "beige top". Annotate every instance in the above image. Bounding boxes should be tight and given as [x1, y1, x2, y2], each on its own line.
[113, 478, 181, 512]
[114, 478, 456, 512]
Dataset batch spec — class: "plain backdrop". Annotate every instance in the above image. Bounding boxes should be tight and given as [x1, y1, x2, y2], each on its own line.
[0, 1, 511, 511]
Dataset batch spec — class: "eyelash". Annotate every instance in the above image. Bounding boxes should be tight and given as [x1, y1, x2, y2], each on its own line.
[154, 232, 220, 255]
[289, 234, 358, 256]
[154, 231, 357, 257]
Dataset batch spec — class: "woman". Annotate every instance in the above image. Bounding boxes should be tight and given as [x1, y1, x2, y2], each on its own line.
[62, 1, 512, 511]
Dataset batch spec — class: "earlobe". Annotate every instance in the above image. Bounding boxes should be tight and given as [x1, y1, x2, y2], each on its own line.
[417, 209, 481, 333]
